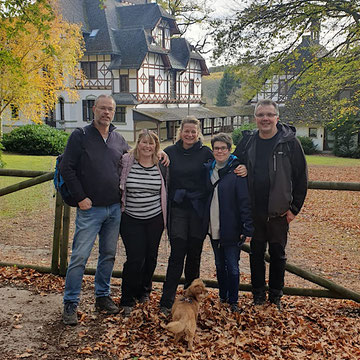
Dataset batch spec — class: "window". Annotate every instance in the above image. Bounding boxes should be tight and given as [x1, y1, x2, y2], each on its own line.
[162, 28, 166, 48]
[114, 106, 126, 123]
[279, 79, 287, 96]
[10, 104, 19, 119]
[120, 75, 129, 92]
[45, 108, 56, 127]
[170, 71, 177, 99]
[82, 99, 95, 122]
[59, 98, 65, 121]
[309, 128, 317, 138]
[189, 79, 195, 95]
[149, 76, 155, 93]
[81, 61, 97, 79]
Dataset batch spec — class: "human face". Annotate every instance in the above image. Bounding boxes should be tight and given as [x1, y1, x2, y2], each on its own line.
[255, 104, 279, 139]
[180, 123, 199, 149]
[137, 136, 156, 159]
[213, 141, 231, 163]
[92, 97, 115, 129]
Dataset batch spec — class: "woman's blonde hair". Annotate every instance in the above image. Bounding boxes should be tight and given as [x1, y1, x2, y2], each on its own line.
[132, 129, 160, 164]
[176, 115, 204, 142]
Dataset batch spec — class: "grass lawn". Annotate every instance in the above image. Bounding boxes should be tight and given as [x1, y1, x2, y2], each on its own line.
[204, 142, 360, 167]
[305, 154, 360, 166]
[1, 151, 359, 218]
[0, 153, 56, 218]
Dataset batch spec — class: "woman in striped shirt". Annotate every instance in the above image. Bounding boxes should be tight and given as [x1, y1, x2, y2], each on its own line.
[119, 129, 167, 317]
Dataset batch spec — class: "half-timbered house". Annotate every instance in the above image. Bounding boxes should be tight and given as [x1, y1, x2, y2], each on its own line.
[249, 30, 334, 151]
[48, 0, 250, 142]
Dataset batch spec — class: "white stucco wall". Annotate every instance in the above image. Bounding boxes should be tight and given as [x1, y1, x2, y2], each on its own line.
[295, 125, 324, 151]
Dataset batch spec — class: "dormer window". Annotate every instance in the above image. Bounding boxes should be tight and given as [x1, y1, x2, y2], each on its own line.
[153, 21, 170, 49]
[89, 29, 99, 38]
[162, 28, 165, 48]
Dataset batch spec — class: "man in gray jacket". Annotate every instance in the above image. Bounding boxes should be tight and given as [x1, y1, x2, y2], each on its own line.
[233, 99, 307, 309]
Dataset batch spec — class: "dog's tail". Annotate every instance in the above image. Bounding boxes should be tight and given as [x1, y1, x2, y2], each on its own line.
[165, 321, 186, 334]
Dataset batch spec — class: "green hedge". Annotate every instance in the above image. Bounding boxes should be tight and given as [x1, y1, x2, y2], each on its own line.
[232, 125, 318, 155]
[231, 123, 257, 146]
[297, 136, 318, 155]
[0, 142, 5, 168]
[2, 124, 69, 155]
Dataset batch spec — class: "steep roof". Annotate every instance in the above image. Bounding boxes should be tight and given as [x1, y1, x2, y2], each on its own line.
[57, 0, 88, 30]
[133, 106, 223, 122]
[284, 35, 328, 74]
[169, 38, 209, 75]
[58, 0, 206, 71]
[117, 3, 179, 35]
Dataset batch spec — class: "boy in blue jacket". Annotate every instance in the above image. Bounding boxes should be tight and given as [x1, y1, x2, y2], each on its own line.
[205, 133, 253, 312]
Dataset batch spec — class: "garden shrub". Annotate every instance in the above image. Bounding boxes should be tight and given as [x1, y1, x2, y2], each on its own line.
[2, 124, 69, 155]
[0, 142, 5, 168]
[297, 136, 317, 155]
[333, 131, 359, 158]
[329, 114, 360, 158]
[351, 146, 360, 159]
[232, 123, 257, 146]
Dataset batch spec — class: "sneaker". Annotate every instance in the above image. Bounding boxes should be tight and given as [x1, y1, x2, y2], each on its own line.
[122, 306, 133, 317]
[159, 306, 171, 316]
[63, 302, 78, 326]
[230, 303, 242, 313]
[95, 296, 120, 315]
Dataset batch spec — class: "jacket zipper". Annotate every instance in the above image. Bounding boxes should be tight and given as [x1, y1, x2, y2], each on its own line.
[273, 153, 277, 171]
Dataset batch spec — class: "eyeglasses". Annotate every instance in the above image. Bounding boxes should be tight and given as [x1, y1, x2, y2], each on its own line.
[213, 146, 229, 152]
[97, 106, 115, 113]
[255, 113, 278, 118]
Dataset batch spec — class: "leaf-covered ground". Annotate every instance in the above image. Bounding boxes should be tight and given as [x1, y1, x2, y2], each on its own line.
[0, 266, 359, 360]
[0, 162, 359, 359]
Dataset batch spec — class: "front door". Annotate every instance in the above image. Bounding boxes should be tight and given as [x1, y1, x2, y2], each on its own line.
[323, 127, 335, 151]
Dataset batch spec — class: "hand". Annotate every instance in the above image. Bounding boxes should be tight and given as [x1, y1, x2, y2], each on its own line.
[78, 197, 92, 210]
[282, 209, 295, 223]
[158, 150, 170, 167]
[244, 236, 251, 243]
[234, 164, 247, 177]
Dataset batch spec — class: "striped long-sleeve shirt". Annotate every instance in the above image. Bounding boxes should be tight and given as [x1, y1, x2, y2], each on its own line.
[124, 161, 162, 219]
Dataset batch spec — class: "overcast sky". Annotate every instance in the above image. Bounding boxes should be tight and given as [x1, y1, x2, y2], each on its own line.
[185, 0, 241, 66]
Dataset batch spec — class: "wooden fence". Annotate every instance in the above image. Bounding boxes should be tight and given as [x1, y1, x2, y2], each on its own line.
[1, 168, 360, 303]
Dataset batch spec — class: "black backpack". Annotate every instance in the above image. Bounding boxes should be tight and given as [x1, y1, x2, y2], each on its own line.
[53, 128, 86, 207]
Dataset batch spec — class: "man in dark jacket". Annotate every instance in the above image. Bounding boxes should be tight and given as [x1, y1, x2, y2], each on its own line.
[60, 94, 130, 325]
[233, 99, 308, 309]
[205, 133, 253, 313]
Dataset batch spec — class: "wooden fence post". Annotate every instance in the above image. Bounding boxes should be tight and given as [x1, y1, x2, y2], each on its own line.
[51, 191, 63, 275]
[59, 204, 71, 276]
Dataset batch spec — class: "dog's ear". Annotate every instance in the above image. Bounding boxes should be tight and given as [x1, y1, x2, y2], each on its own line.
[193, 283, 207, 298]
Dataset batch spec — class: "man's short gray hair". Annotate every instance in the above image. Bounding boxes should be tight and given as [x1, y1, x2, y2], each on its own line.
[254, 99, 279, 116]
[94, 94, 116, 108]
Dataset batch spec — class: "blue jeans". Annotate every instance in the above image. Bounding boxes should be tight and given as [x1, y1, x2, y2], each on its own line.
[63, 203, 121, 304]
[211, 240, 241, 304]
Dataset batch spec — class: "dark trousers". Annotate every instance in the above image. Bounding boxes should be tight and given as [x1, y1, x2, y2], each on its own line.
[160, 206, 205, 309]
[250, 215, 289, 298]
[120, 212, 164, 306]
[211, 240, 241, 304]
